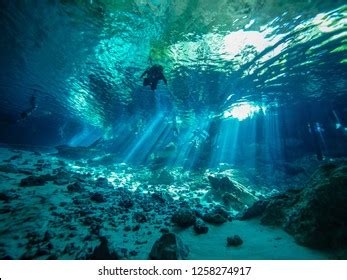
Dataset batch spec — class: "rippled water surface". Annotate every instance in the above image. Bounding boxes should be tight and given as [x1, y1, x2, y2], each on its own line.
[0, 0, 346, 132]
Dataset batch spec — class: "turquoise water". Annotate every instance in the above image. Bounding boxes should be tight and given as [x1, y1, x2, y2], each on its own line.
[0, 0, 346, 260]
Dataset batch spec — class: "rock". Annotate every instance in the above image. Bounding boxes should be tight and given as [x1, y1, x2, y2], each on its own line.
[260, 193, 299, 226]
[227, 235, 243, 246]
[202, 207, 230, 224]
[54, 178, 70, 185]
[221, 192, 245, 211]
[202, 212, 227, 224]
[9, 155, 22, 161]
[119, 197, 134, 209]
[208, 175, 235, 192]
[207, 175, 258, 210]
[18, 169, 34, 175]
[89, 154, 116, 166]
[0, 208, 11, 214]
[132, 224, 140, 231]
[133, 212, 147, 223]
[151, 191, 173, 204]
[171, 208, 196, 228]
[129, 250, 138, 257]
[124, 226, 131, 232]
[149, 233, 189, 260]
[151, 169, 174, 185]
[193, 219, 209, 234]
[88, 237, 120, 260]
[96, 177, 109, 188]
[67, 182, 83, 193]
[0, 192, 11, 203]
[35, 248, 50, 258]
[149, 143, 176, 169]
[259, 164, 347, 250]
[21, 252, 36, 260]
[55, 145, 100, 159]
[90, 192, 106, 203]
[53, 172, 71, 185]
[160, 228, 170, 234]
[238, 200, 270, 220]
[214, 206, 231, 220]
[0, 164, 18, 173]
[20, 176, 46, 187]
[43, 231, 54, 242]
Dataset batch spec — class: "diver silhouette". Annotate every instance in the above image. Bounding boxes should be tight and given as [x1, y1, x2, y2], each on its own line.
[141, 64, 167, 91]
[0, 94, 37, 125]
[20, 94, 37, 120]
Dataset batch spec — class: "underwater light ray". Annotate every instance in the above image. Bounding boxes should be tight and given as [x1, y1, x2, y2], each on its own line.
[170, 127, 196, 166]
[181, 121, 211, 169]
[263, 109, 283, 163]
[124, 114, 165, 163]
[140, 123, 174, 164]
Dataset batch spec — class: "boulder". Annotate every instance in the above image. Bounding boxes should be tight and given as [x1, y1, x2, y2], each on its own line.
[119, 197, 134, 209]
[257, 164, 347, 250]
[55, 145, 100, 159]
[149, 143, 176, 170]
[52, 171, 71, 185]
[238, 200, 270, 220]
[88, 154, 116, 166]
[151, 169, 174, 185]
[202, 206, 230, 224]
[90, 192, 106, 203]
[207, 175, 258, 210]
[0, 192, 11, 203]
[208, 176, 234, 193]
[20, 176, 46, 187]
[54, 178, 70, 186]
[227, 235, 243, 246]
[67, 182, 83, 193]
[133, 212, 147, 223]
[149, 233, 189, 260]
[193, 219, 209, 234]
[96, 177, 110, 188]
[221, 192, 245, 211]
[151, 191, 173, 204]
[87, 237, 120, 260]
[0, 164, 18, 174]
[202, 212, 227, 224]
[172, 208, 196, 228]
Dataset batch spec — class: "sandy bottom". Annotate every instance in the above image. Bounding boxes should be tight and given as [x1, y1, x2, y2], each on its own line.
[0, 147, 331, 260]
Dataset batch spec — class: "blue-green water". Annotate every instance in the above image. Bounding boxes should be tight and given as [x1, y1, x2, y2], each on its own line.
[0, 0, 346, 260]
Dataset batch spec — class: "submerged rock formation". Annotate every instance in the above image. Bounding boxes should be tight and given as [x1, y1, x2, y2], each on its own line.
[55, 145, 101, 159]
[87, 237, 120, 260]
[149, 233, 189, 260]
[241, 163, 347, 250]
[193, 219, 209, 234]
[149, 142, 177, 170]
[172, 208, 196, 228]
[207, 175, 258, 210]
[202, 206, 231, 224]
[227, 235, 243, 247]
[151, 169, 174, 185]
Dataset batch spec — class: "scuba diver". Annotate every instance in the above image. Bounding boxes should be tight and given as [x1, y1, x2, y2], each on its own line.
[0, 94, 38, 125]
[20, 94, 37, 120]
[141, 64, 167, 91]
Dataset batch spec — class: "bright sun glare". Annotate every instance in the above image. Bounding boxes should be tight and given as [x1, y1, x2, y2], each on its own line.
[223, 102, 264, 121]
